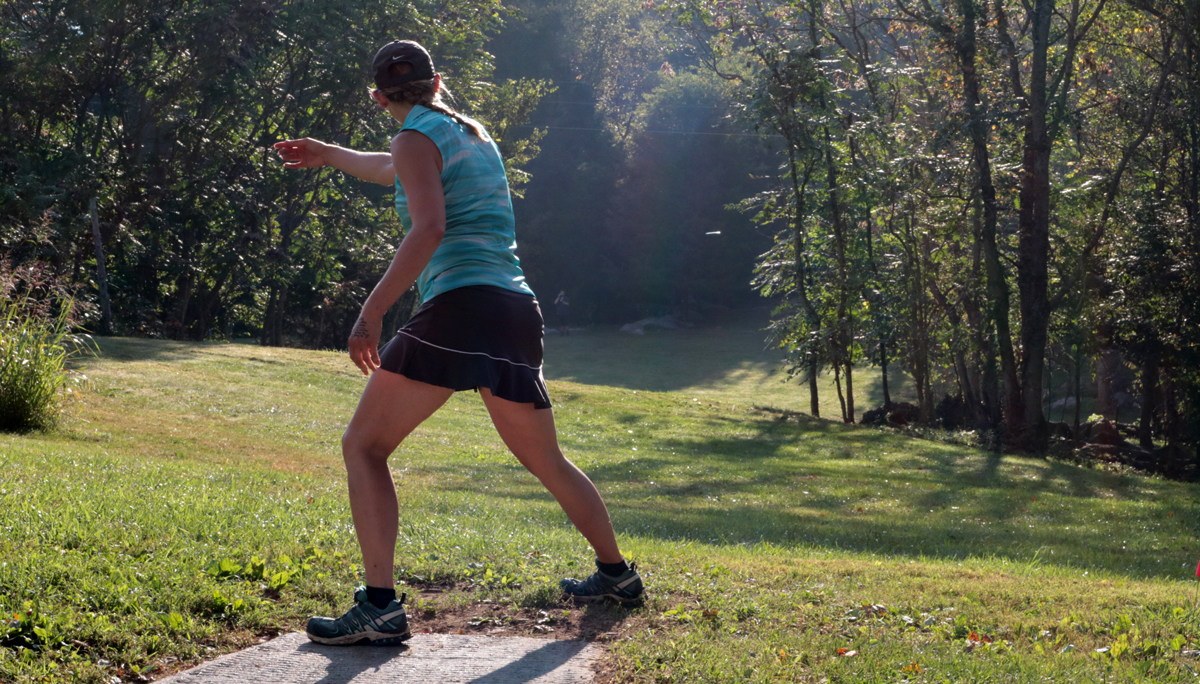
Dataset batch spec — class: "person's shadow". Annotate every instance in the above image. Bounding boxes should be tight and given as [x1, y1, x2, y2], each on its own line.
[297, 636, 596, 684]
[297, 641, 410, 684]
[464, 639, 590, 683]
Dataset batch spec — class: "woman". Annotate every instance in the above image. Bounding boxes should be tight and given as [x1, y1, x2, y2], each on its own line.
[274, 40, 643, 647]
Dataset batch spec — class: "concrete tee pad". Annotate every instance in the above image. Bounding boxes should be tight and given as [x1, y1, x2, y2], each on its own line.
[157, 632, 602, 684]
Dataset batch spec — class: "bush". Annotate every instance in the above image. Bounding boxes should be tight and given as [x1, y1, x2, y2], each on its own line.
[0, 262, 92, 432]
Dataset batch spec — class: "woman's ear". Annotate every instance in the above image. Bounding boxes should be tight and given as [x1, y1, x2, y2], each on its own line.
[370, 89, 389, 109]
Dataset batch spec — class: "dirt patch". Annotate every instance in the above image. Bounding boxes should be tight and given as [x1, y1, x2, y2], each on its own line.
[407, 587, 638, 643]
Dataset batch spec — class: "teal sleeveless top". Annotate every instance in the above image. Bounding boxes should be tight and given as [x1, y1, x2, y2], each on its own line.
[393, 105, 534, 304]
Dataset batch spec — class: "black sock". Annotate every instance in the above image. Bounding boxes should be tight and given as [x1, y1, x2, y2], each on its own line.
[597, 559, 629, 577]
[365, 586, 396, 609]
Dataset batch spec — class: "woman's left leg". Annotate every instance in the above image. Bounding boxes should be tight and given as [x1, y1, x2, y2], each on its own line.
[478, 388, 622, 563]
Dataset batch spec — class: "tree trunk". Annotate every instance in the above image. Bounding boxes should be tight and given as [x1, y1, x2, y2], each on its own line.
[953, 0, 1020, 438]
[1138, 351, 1158, 450]
[270, 286, 288, 347]
[1162, 369, 1178, 446]
[844, 360, 855, 423]
[172, 274, 194, 339]
[834, 363, 847, 422]
[1097, 343, 1118, 417]
[966, 208, 998, 428]
[823, 127, 854, 425]
[880, 340, 892, 409]
[1015, 0, 1056, 451]
[1073, 344, 1083, 429]
[955, 350, 977, 414]
[191, 269, 230, 341]
[785, 146, 822, 418]
[260, 286, 279, 347]
[809, 359, 820, 418]
[89, 198, 112, 334]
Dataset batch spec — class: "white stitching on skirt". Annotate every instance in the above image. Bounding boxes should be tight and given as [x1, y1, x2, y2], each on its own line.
[394, 330, 544, 372]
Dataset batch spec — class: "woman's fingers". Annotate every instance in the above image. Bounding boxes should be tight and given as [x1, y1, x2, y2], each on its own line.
[350, 343, 374, 376]
[273, 141, 302, 166]
[272, 139, 323, 168]
[348, 319, 381, 375]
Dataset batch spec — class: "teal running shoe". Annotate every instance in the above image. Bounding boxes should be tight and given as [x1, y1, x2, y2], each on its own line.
[306, 587, 411, 646]
[560, 561, 645, 607]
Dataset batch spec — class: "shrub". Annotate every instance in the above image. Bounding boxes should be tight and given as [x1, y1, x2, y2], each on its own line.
[0, 262, 92, 432]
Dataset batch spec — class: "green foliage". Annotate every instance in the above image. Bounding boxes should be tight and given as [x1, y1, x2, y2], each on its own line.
[663, 0, 1200, 453]
[0, 294, 89, 433]
[472, 78, 557, 197]
[0, 0, 548, 348]
[1, 603, 66, 651]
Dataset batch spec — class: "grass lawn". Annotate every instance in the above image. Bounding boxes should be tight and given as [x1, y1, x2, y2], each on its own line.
[1, 329, 1198, 683]
[543, 314, 915, 417]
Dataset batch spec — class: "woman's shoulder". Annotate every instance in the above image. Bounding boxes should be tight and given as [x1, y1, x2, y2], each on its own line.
[407, 106, 492, 143]
[401, 105, 445, 134]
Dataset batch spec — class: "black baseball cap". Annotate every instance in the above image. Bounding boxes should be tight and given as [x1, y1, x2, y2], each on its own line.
[372, 40, 435, 90]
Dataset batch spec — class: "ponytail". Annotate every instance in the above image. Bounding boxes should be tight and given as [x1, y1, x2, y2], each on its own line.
[378, 70, 484, 138]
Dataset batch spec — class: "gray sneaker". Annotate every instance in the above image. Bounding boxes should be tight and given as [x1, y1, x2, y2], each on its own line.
[306, 587, 411, 646]
[560, 561, 644, 607]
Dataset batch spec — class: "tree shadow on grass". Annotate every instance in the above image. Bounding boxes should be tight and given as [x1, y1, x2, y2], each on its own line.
[436, 415, 1199, 582]
[86, 337, 219, 364]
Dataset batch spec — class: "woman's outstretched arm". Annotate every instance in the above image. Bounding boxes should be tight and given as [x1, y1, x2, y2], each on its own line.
[273, 138, 395, 186]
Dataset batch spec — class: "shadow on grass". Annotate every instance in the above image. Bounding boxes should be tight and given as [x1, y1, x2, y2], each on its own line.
[85, 337, 221, 364]
[435, 415, 1198, 582]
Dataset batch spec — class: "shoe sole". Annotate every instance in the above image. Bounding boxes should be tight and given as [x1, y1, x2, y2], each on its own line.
[306, 629, 413, 646]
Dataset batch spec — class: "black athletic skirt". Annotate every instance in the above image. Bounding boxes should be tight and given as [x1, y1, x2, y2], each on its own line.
[378, 285, 551, 409]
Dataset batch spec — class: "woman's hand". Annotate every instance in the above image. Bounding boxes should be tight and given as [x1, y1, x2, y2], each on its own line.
[348, 314, 383, 376]
[273, 138, 330, 169]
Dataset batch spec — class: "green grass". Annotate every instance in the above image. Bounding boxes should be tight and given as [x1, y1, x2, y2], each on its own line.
[1, 332, 1198, 683]
[544, 320, 915, 417]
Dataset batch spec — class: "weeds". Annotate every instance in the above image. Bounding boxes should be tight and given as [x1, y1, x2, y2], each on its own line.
[0, 295, 90, 431]
[0, 260, 94, 432]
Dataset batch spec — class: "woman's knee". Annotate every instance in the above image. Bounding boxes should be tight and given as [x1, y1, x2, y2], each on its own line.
[342, 428, 395, 466]
[518, 448, 574, 481]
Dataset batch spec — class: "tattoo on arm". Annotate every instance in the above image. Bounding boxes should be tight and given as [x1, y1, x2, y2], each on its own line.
[351, 318, 370, 339]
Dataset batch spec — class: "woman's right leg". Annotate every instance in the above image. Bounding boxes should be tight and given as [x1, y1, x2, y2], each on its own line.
[478, 388, 622, 562]
[341, 369, 454, 589]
